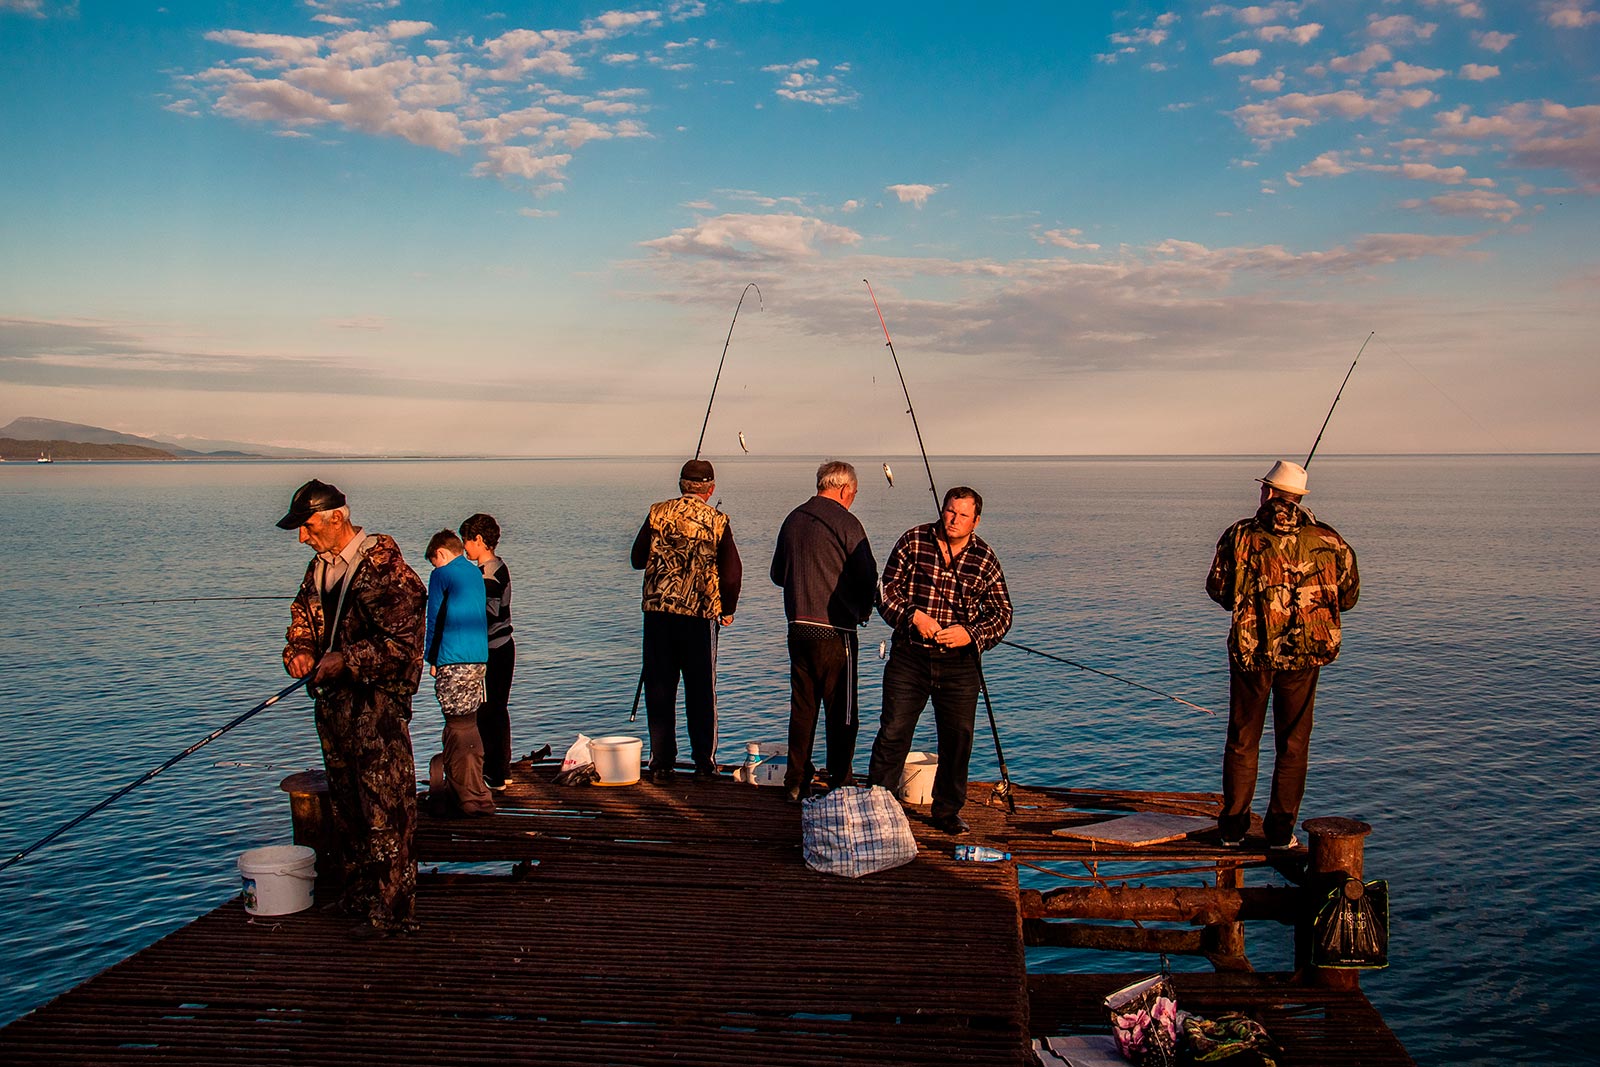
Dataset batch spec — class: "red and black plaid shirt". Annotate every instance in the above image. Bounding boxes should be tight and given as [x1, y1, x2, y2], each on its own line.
[878, 522, 1013, 652]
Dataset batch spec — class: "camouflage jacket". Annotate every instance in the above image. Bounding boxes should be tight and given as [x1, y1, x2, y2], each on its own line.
[1206, 499, 1360, 672]
[283, 532, 427, 699]
[631, 495, 742, 619]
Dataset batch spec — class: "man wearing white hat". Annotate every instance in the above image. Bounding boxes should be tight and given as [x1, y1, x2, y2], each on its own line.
[1206, 460, 1360, 849]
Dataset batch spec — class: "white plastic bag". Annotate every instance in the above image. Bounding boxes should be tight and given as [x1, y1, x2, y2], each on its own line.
[559, 733, 593, 772]
[801, 785, 918, 878]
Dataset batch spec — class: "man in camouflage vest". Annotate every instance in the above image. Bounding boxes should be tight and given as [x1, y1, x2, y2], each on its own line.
[630, 459, 743, 783]
[1207, 460, 1360, 849]
[279, 479, 427, 938]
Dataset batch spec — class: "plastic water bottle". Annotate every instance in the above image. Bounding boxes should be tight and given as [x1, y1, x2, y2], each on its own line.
[953, 844, 1011, 862]
[742, 742, 763, 785]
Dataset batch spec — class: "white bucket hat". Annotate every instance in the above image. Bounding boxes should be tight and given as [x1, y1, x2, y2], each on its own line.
[1258, 459, 1309, 495]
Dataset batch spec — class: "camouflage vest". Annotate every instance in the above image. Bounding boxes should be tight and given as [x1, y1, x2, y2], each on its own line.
[1219, 501, 1358, 671]
[641, 495, 728, 618]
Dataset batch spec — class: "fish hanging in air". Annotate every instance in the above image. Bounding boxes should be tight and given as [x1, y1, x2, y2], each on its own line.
[738, 431, 749, 453]
[882, 462, 894, 487]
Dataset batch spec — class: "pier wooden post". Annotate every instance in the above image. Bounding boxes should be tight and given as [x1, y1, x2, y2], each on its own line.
[1301, 816, 1371, 991]
[278, 770, 338, 887]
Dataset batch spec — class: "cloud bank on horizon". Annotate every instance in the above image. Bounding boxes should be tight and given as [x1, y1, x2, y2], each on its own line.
[1, 0, 1595, 456]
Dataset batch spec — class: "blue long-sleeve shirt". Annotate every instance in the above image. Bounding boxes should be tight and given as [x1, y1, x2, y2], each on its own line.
[425, 554, 489, 666]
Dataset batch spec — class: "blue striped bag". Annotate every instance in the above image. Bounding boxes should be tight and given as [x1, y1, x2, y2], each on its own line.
[801, 785, 918, 878]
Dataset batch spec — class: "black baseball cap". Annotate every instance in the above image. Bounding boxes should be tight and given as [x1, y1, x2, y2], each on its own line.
[276, 479, 346, 529]
[680, 459, 715, 481]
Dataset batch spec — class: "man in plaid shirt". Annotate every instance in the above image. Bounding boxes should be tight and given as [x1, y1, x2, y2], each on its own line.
[865, 486, 1013, 835]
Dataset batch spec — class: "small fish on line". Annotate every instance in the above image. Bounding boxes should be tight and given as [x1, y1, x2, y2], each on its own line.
[882, 462, 894, 487]
[878, 640, 888, 660]
[738, 431, 749, 453]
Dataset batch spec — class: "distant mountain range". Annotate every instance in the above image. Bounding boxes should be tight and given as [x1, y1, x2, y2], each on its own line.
[0, 417, 328, 459]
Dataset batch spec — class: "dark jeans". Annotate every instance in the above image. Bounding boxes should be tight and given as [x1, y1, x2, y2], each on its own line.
[867, 643, 981, 820]
[784, 624, 859, 789]
[478, 639, 515, 784]
[642, 611, 719, 771]
[1220, 664, 1320, 843]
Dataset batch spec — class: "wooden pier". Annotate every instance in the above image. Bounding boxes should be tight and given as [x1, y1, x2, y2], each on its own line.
[1, 765, 1413, 1065]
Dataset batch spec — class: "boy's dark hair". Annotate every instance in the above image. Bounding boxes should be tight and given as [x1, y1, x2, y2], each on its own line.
[427, 529, 464, 560]
[942, 485, 983, 517]
[459, 512, 500, 550]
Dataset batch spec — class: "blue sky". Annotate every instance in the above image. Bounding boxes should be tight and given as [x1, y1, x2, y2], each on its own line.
[2, 0, 1596, 455]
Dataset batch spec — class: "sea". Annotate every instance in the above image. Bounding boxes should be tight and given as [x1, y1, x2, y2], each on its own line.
[0, 455, 1595, 1065]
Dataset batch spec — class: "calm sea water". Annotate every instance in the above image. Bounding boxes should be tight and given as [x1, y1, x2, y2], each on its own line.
[1, 455, 1596, 1064]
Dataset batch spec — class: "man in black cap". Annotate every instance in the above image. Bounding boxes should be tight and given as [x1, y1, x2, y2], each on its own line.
[630, 459, 742, 782]
[278, 479, 427, 938]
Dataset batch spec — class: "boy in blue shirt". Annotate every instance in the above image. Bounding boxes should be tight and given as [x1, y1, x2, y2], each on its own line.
[425, 530, 494, 816]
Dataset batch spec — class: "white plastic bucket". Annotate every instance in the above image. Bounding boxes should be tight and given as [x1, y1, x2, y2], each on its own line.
[591, 735, 643, 786]
[898, 751, 938, 805]
[238, 844, 316, 916]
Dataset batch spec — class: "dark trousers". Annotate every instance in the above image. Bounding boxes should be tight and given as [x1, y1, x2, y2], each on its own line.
[867, 644, 981, 820]
[642, 611, 719, 771]
[784, 625, 859, 789]
[478, 639, 515, 784]
[1220, 664, 1320, 842]
[313, 686, 417, 929]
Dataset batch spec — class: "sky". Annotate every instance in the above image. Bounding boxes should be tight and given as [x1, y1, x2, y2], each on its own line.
[1, 0, 1596, 456]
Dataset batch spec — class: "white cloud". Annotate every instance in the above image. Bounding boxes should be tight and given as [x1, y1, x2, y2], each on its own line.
[1375, 62, 1447, 87]
[1037, 228, 1101, 251]
[1233, 88, 1436, 144]
[1548, 4, 1600, 28]
[519, 207, 558, 218]
[1459, 64, 1500, 80]
[1256, 23, 1322, 44]
[1329, 43, 1392, 74]
[1474, 30, 1515, 51]
[1214, 49, 1262, 66]
[1250, 71, 1284, 92]
[763, 58, 859, 106]
[1400, 188, 1521, 221]
[1097, 12, 1178, 62]
[1367, 15, 1437, 41]
[886, 183, 938, 208]
[641, 213, 861, 260]
[1436, 101, 1600, 185]
[1204, 4, 1305, 27]
[1417, 0, 1484, 16]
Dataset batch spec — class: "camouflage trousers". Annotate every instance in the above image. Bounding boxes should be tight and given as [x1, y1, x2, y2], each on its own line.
[314, 685, 418, 930]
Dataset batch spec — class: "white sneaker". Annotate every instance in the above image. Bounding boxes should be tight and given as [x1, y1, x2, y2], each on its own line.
[1268, 834, 1302, 851]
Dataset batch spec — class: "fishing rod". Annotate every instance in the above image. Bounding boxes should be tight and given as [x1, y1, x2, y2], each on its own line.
[865, 280, 939, 514]
[998, 639, 1216, 716]
[864, 279, 1016, 813]
[1304, 331, 1374, 468]
[694, 282, 763, 460]
[80, 595, 293, 608]
[0, 676, 307, 874]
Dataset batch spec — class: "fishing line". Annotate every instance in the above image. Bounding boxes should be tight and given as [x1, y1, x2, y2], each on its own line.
[1374, 333, 1515, 453]
[694, 282, 763, 460]
[997, 639, 1216, 716]
[0, 677, 308, 874]
[863, 279, 1016, 812]
[1305, 331, 1374, 468]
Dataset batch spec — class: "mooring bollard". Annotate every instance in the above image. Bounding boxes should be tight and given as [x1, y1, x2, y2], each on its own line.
[1301, 816, 1372, 990]
[278, 770, 337, 887]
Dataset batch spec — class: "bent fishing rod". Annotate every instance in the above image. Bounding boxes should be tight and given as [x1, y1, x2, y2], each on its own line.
[1304, 331, 1374, 468]
[0, 676, 307, 874]
[694, 282, 763, 460]
[864, 279, 1016, 811]
[631, 283, 762, 719]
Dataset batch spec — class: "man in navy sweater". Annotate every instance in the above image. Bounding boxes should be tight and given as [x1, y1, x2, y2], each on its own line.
[770, 460, 878, 803]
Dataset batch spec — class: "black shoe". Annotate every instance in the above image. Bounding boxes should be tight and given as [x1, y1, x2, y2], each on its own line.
[784, 783, 808, 806]
[930, 814, 970, 836]
[649, 767, 676, 784]
[348, 920, 391, 942]
[692, 764, 717, 783]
